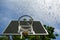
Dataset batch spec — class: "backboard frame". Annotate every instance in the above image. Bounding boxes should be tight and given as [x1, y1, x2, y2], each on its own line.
[2, 20, 48, 35]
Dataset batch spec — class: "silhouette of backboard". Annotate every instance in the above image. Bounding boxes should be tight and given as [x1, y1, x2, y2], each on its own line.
[3, 21, 48, 35]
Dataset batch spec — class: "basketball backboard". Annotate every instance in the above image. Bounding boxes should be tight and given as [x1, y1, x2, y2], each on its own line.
[3, 21, 48, 35]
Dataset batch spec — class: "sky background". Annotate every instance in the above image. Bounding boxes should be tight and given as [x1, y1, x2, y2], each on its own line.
[0, 0, 60, 40]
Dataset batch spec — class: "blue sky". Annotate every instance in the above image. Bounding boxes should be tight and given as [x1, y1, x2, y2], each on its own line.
[0, 0, 60, 40]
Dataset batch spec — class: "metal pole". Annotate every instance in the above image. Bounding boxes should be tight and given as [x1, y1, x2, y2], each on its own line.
[8, 35, 13, 40]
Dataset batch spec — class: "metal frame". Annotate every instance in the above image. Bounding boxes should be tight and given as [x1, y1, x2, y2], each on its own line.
[18, 15, 35, 35]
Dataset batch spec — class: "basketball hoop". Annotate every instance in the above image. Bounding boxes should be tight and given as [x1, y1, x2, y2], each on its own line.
[18, 15, 35, 39]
